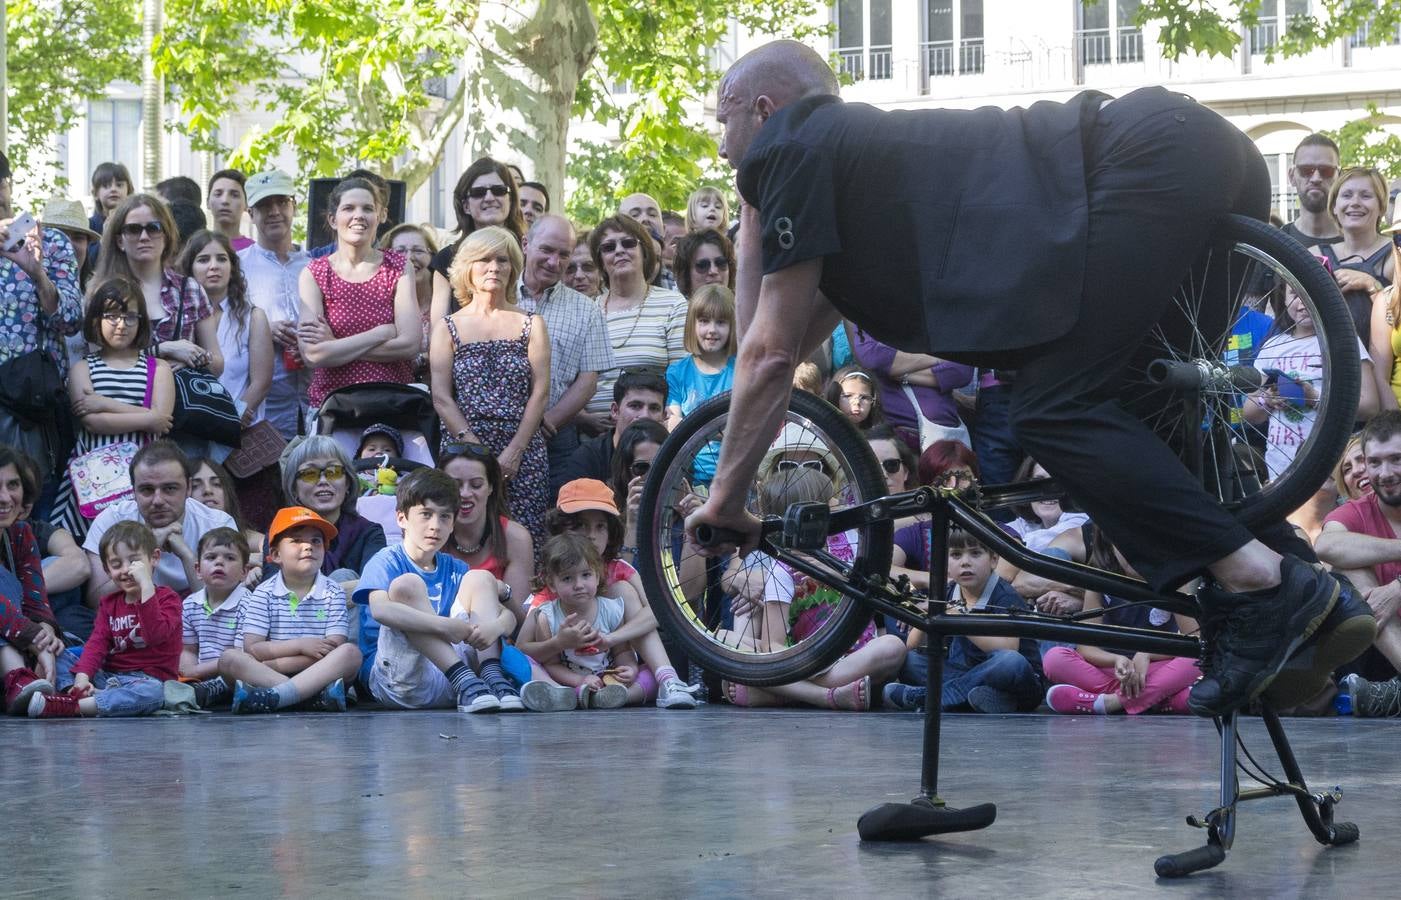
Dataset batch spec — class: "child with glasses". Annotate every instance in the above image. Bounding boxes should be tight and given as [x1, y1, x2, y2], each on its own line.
[665, 285, 737, 486]
[824, 365, 884, 432]
[52, 278, 176, 540]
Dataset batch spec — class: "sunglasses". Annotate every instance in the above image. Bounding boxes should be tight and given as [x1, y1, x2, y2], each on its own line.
[776, 459, 825, 473]
[600, 237, 640, 254]
[295, 464, 346, 485]
[120, 221, 164, 238]
[1295, 164, 1338, 180]
[879, 458, 903, 475]
[694, 258, 730, 273]
[441, 441, 494, 459]
[468, 185, 510, 200]
[630, 460, 652, 478]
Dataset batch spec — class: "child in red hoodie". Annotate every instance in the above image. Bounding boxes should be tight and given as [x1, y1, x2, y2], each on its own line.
[29, 521, 181, 718]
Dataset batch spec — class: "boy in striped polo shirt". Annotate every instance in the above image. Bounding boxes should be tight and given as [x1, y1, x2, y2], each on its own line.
[217, 507, 363, 713]
[180, 528, 252, 708]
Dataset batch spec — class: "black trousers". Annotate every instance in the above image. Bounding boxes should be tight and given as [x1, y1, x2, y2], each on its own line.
[1007, 87, 1308, 592]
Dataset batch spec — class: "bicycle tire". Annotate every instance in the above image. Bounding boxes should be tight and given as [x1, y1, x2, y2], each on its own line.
[637, 388, 893, 686]
[1127, 214, 1359, 528]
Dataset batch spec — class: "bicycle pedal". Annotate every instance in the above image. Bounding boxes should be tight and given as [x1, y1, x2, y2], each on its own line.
[782, 501, 830, 550]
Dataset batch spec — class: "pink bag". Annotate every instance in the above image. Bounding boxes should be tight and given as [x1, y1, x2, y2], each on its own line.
[70, 356, 156, 519]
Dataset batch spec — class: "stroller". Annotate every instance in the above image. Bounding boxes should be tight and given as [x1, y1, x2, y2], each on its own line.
[312, 382, 439, 544]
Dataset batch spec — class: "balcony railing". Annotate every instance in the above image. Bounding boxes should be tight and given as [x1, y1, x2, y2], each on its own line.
[836, 44, 893, 81]
[1076, 27, 1143, 65]
[922, 38, 985, 79]
[1349, 19, 1401, 47]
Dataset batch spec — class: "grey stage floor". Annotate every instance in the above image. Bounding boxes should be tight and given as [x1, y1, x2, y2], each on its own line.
[3, 709, 1395, 897]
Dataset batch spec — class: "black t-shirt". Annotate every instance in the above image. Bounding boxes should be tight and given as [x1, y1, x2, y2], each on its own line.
[735, 92, 1100, 363]
[561, 433, 615, 486]
[1279, 220, 1342, 248]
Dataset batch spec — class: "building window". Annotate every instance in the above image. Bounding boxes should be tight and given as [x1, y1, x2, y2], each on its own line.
[1268, 152, 1301, 222]
[1076, 0, 1143, 69]
[1348, 0, 1401, 48]
[923, 0, 984, 83]
[835, 0, 893, 81]
[87, 100, 141, 174]
[1249, 0, 1310, 56]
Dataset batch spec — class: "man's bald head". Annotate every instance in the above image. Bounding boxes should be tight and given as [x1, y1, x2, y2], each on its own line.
[619, 192, 664, 239]
[717, 40, 838, 168]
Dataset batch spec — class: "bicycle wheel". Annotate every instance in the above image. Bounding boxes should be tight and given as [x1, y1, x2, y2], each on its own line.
[1125, 214, 1359, 529]
[636, 388, 893, 686]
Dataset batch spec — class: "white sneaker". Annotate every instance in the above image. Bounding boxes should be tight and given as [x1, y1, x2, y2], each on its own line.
[457, 689, 501, 713]
[521, 680, 577, 712]
[656, 678, 699, 709]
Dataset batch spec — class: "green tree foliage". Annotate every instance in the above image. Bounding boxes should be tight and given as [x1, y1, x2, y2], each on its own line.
[1129, 0, 1401, 61]
[1325, 103, 1401, 180]
[4, 0, 141, 191]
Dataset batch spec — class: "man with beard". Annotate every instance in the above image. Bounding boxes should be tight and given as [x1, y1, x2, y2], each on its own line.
[1281, 134, 1343, 248]
[1316, 410, 1401, 714]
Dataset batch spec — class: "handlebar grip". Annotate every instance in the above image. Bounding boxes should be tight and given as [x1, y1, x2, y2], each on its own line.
[1153, 843, 1226, 878]
[694, 524, 748, 548]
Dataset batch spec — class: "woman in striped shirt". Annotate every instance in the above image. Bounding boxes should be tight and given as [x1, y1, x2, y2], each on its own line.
[580, 215, 687, 433]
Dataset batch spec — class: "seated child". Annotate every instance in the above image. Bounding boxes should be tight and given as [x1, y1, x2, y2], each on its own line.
[217, 507, 363, 713]
[358, 424, 404, 460]
[538, 479, 698, 709]
[29, 521, 182, 718]
[356, 468, 522, 713]
[517, 533, 660, 710]
[882, 527, 1043, 714]
[180, 527, 252, 708]
[1042, 531, 1200, 715]
[720, 467, 905, 711]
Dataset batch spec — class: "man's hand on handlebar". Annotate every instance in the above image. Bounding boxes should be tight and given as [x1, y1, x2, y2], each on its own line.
[686, 499, 762, 557]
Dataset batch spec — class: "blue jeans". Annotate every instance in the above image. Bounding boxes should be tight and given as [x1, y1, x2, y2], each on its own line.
[56, 652, 165, 717]
[941, 649, 1041, 711]
[968, 385, 1021, 522]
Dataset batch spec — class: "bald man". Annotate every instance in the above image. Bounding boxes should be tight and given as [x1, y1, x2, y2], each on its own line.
[619, 192, 676, 289]
[686, 39, 1370, 719]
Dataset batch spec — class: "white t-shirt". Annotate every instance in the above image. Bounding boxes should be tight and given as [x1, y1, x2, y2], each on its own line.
[83, 497, 236, 594]
[1253, 331, 1369, 480]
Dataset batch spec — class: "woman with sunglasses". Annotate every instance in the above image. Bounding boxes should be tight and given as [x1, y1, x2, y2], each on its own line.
[430, 226, 550, 552]
[1310, 166, 1394, 345]
[276, 435, 387, 597]
[428, 157, 525, 323]
[93, 193, 224, 377]
[580, 215, 687, 433]
[672, 228, 736, 300]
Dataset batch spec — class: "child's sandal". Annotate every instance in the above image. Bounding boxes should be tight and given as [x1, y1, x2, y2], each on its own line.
[721, 680, 750, 707]
[826, 675, 872, 711]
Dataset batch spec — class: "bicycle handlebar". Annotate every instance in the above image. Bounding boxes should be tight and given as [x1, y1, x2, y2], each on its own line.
[693, 524, 748, 548]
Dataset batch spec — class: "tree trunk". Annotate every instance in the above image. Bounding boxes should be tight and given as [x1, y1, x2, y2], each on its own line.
[457, 0, 598, 204]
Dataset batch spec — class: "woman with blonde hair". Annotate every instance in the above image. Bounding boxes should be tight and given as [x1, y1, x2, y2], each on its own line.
[429, 226, 551, 547]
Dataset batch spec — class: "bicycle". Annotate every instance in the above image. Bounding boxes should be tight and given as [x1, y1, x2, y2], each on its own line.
[635, 215, 1363, 878]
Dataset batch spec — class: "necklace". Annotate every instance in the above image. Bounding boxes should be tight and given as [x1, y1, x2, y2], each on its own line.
[450, 528, 487, 557]
[603, 286, 650, 350]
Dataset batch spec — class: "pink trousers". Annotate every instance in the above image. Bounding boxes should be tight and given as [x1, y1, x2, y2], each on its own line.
[1042, 646, 1200, 715]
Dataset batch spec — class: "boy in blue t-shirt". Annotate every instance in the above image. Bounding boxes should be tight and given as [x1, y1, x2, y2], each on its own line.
[355, 468, 521, 713]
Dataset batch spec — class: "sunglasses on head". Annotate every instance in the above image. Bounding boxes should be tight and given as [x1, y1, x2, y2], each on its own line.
[1295, 164, 1338, 180]
[295, 464, 346, 485]
[468, 184, 510, 200]
[776, 459, 825, 473]
[600, 237, 640, 254]
[441, 442, 494, 460]
[694, 258, 730, 273]
[630, 460, 652, 478]
[120, 221, 164, 238]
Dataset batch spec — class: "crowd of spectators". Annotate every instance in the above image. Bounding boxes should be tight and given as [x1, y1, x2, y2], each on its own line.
[0, 129, 1399, 720]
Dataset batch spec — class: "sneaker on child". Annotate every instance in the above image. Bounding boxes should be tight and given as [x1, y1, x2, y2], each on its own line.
[521, 680, 577, 712]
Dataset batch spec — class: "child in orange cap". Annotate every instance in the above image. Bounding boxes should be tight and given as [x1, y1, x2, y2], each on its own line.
[216, 506, 363, 713]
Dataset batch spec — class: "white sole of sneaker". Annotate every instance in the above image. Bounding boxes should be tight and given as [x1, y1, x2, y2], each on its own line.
[7, 678, 53, 716]
[521, 682, 576, 712]
[458, 695, 501, 714]
[590, 683, 629, 709]
[496, 694, 526, 712]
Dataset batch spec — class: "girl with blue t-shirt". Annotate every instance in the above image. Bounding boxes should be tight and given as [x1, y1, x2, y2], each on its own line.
[665, 284, 737, 485]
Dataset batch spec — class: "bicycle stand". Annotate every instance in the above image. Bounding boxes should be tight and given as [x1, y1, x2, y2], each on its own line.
[856, 637, 1361, 878]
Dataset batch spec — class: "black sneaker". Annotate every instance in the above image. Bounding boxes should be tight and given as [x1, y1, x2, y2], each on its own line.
[1187, 555, 1339, 718]
[1345, 674, 1401, 718]
[193, 677, 231, 709]
[1263, 573, 1377, 708]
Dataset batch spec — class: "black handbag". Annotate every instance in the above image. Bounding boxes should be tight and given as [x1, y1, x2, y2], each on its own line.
[0, 333, 64, 426]
[167, 281, 243, 447]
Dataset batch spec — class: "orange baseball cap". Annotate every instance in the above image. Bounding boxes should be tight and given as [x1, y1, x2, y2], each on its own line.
[268, 506, 338, 545]
[556, 479, 620, 516]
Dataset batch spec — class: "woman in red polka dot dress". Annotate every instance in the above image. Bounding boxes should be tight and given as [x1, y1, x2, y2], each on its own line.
[298, 178, 420, 418]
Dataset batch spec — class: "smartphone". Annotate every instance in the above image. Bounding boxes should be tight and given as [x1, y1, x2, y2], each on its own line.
[2, 212, 36, 253]
[1262, 368, 1308, 407]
